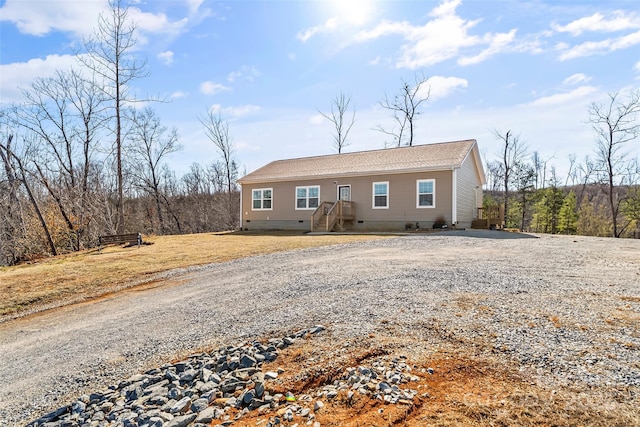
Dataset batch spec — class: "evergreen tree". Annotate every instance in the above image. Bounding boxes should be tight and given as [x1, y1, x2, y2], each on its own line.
[546, 170, 565, 234]
[531, 185, 565, 234]
[621, 186, 640, 237]
[532, 189, 551, 233]
[577, 198, 612, 236]
[514, 162, 536, 231]
[558, 191, 578, 234]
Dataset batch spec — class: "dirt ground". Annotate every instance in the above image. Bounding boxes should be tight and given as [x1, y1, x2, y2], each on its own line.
[221, 331, 637, 427]
[1, 231, 639, 426]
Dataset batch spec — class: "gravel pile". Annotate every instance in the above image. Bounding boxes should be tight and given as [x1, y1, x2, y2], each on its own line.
[26, 325, 424, 427]
[27, 327, 326, 427]
[2, 231, 639, 426]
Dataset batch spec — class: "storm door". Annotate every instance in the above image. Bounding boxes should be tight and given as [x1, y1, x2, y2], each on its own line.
[338, 185, 351, 201]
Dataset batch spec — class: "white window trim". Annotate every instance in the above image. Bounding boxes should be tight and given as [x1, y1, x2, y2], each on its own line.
[295, 185, 320, 210]
[416, 179, 436, 209]
[372, 181, 389, 209]
[252, 188, 273, 211]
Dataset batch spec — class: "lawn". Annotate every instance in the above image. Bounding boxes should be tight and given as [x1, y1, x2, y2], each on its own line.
[0, 231, 389, 320]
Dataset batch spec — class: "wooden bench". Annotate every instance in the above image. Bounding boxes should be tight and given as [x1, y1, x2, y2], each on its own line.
[99, 232, 142, 248]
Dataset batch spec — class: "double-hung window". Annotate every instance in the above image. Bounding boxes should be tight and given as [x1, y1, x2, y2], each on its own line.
[296, 186, 320, 209]
[417, 179, 435, 208]
[252, 188, 272, 210]
[372, 182, 389, 209]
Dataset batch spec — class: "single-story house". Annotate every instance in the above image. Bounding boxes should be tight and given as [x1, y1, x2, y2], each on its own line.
[237, 139, 486, 231]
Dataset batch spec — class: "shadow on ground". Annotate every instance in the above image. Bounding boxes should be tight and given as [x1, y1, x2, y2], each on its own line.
[428, 229, 538, 239]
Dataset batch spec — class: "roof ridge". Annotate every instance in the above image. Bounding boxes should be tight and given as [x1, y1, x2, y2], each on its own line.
[267, 139, 476, 164]
[239, 139, 478, 184]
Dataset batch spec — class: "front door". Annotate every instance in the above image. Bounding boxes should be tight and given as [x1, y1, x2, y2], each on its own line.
[338, 185, 351, 201]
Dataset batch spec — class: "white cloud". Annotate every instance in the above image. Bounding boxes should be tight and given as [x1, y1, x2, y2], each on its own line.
[563, 73, 591, 86]
[297, 0, 519, 67]
[552, 11, 640, 36]
[0, 0, 189, 41]
[208, 103, 261, 118]
[353, 20, 411, 43]
[227, 66, 262, 83]
[185, 0, 204, 14]
[129, 9, 188, 40]
[297, 17, 339, 42]
[424, 76, 468, 100]
[558, 30, 640, 60]
[431, 0, 462, 18]
[296, 0, 375, 43]
[350, 0, 516, 69]
[0, 54, 78, 103]
[157, 51, 174, 65]
[527, 86, 598, 107]
[170, 90, 187, 99]
[458, 29, 517, 66]
[635, 60, 640, 75]
[0, 0, 105, 36]
[309, 114, 324, 125]
[200, 81, 231, 95]
[226, 105, 261, 117]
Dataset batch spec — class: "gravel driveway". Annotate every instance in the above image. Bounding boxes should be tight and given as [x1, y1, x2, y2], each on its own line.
[1, 230, 639, 425]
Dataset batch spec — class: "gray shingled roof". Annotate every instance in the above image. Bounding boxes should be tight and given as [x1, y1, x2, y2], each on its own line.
[238, 139, 478, 184]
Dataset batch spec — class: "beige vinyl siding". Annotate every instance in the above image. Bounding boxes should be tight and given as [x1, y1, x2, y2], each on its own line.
[455, 149, 484, 227]
[238, 140, 485, 231]
[352, 171, 452, 224]
[241, 171, 454, 230]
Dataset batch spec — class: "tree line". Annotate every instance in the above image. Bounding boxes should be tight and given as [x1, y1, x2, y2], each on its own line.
[484, 89, 640, 238]
[0, 0, 238, 266]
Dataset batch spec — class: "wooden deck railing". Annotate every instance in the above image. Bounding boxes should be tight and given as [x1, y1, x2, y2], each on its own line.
[311, 200, 355, 232]
[476, 205, 505, 229]
[338, 200, 355, 220]
[326, 202, 339, 232]
[311, 201, 333, 232]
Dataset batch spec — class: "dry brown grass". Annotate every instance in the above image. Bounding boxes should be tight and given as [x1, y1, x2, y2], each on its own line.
[0, 231, 389, 320]
[548, 315, 562, 328]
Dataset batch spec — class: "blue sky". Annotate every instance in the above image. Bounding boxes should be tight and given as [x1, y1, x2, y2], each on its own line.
[1, 0, 639, 181]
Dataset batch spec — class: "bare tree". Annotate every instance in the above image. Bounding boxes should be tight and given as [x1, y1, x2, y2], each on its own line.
[588, 89, 640, 237]
[493, 129, 528, 228]
[78, 0, 148, 233]
[531, 150, 554, 189]
[16, 69, 106, 250]
[0, 131, 22, 264]
[547, 167, 565, 234]
[319, 92, 356, 153]
[128, 107, 181, 233]
[158, 165, 182, 233]
[484, 160, 502, 193]
[198, 109, 238, 229]
[565, 153, 577, 187]
[182, 162, 209, 196]
[0, 134, 58, 257]
[531, 151, 542, 189]
[576, 155, 596, 205]
[514, 162, 536, 231]
[377, 73, 430, 147]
